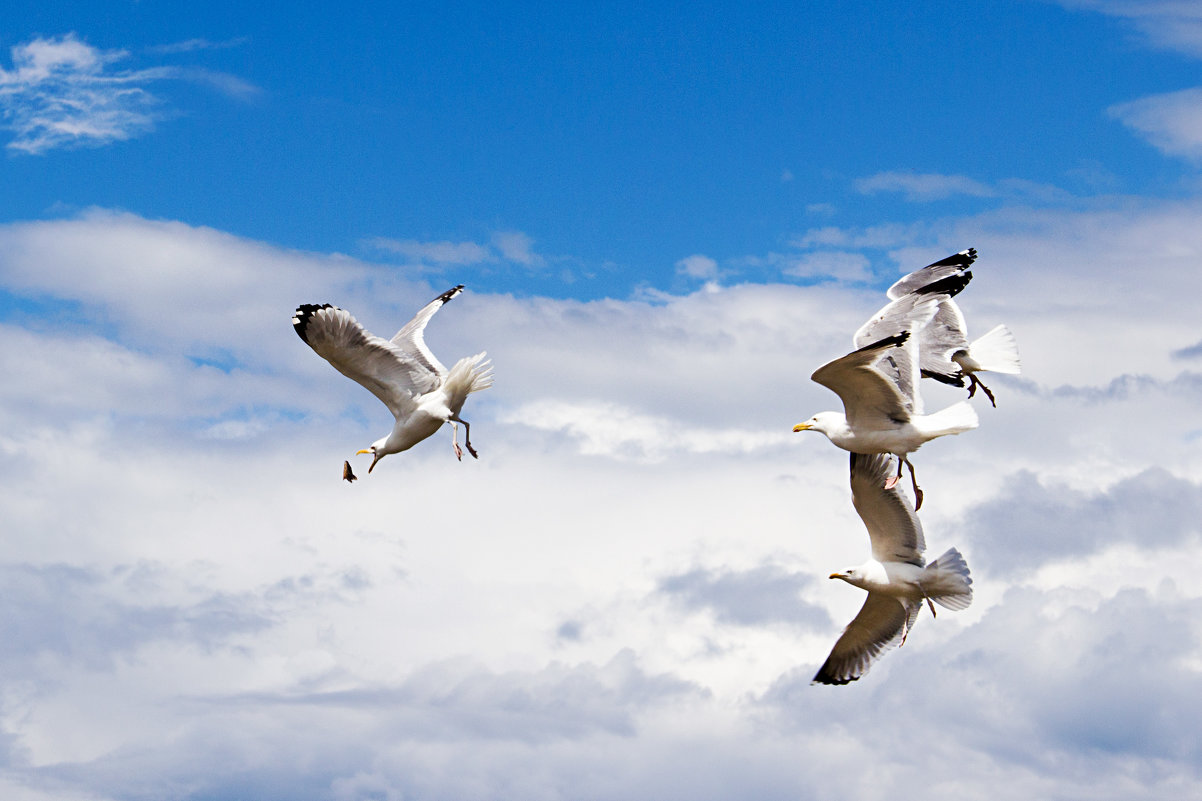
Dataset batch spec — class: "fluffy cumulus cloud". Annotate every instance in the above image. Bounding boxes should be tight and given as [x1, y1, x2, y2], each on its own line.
[2, 198, 1202, 799]
[1110, 87, 1202, 161]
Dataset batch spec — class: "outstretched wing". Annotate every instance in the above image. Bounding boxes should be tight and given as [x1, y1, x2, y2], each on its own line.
[886, 248, 977, 300]
[812, 593, 922, 685]
[916, 297, 970, 385]
[853, 292, 942, 416]
[849, 452, 925, 565]
[293, 304, 436, 419]
[811, 334, 913, 428]
[390, 285, 464, 379]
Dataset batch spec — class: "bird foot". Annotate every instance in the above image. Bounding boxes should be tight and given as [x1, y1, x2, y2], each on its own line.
[913, 485, 924, 511]
[453, 442, 463, 461]
[884, 475, 900, 490]
[466, 442, 479, 459]
[968, 375, 997, 408]
[926, 597, 937, 618]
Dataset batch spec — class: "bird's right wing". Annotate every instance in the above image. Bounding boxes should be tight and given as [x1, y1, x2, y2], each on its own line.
[389, 285, 464, 378]
[811, 334, 913, 429]
[812, 593, 922, 685]
[886, 248, 977, 300]
[849, 452, 925, 565]
[853, 292, 943, 416]
[293, 304, 432, 419]
[917, 298, 970, 385]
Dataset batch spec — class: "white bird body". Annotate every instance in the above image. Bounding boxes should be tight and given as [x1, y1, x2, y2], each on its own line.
[813, 453, 973, 685]
[293, 285, 493, 472]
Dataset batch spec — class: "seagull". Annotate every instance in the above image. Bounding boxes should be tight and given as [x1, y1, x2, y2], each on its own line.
[812, 452, 973, 686]
[794, 292, 978, 508]
[888, 248, 1021, 407]
[292, 285, 493, 473]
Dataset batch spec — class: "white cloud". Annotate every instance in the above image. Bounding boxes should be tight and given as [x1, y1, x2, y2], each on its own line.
[3, 204, 1202, 798]
[0, 33, 256, 154]
[674, 253, 719, 280]
[365, 236, 493, 265]
[1110, 87, 1202, 161]
[492, 230, 543, 266]
[855, 171, 997, 201]
[1057, 0, 1202, 58]
[782, 250, 872, 282]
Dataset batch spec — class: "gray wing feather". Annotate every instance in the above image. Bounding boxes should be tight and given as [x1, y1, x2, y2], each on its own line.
[849, 452, 925, 564]
[293, 305, 435, 419]
[853, 292, 942, 416]
[812, 594, 922, 685]
[811, 336, 913, 428]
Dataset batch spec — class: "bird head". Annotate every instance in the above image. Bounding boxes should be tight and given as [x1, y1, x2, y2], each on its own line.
[793, 412, 835, 434]
[355, 443, 385, 473]
[829, 568, 857, 584]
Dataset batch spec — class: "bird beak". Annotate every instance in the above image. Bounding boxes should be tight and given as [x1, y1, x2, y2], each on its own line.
[354, 448, 382, 474]
[828, 573, 842, 580]
[793, 423, 813, 432]
[355, 448, 371, 455]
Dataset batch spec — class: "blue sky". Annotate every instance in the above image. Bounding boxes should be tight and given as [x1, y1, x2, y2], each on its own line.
[3, 2, 1202, 800]
[5, 1, 1201, 298]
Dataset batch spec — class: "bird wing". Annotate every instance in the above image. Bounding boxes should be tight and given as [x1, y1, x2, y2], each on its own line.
[812, 593, 922, 685]
[389, 285, 464, 378]
[812, 334, 914, 428]
[886, 248, 977, 300]
[293, 304, 437, 419]
[849, 452, 925, 564]
[853, 292, 942, 416]
[917, 298, 970, 385]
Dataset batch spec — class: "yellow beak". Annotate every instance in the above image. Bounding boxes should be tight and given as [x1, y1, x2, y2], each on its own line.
[828, 573, 841, 579]
[793, 423, 813, 432]
[355, 448, 371, 455]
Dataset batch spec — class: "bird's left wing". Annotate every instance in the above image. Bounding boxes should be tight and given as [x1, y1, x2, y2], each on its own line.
[916, 298, 970, 386]
[886, 248, 976, 300]
[811, 334, 913, 429]
[293, 304, 434, 419]
[389, 285, 464, 379]
[812, 593, 922, 685]
[849, 452, 925, 564]
[853, 292, 942, 416]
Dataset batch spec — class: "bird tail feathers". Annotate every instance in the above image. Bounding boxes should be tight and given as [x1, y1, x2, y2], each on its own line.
[922, 400, 978, 438]
[444, 352, 493, 413]
[924, 547, 973, 611]
[969, 324, 1021, 375]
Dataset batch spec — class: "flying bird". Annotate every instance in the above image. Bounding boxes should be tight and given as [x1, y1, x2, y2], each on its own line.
[888, 248, 1021, 406]
[812, 452, 973, 686]
[293, 285, 493, 473]
[794, 292, 978, 508]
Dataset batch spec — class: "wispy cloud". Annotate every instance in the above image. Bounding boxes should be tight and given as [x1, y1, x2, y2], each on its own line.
[675, 253, 719, 280]
[1110, 87, 1202, 161]
[783, 250, 872, 282]
[365, 230, 547, 269]
[145, 37, 250, 56]
[0, 34, 171, 154]
[855, 171, 997, 201]
[1056, 1, 1202, 58]
[0, 33, 257, 154]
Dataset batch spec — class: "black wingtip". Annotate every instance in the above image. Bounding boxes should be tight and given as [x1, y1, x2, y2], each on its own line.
[435, 285, 466, 305]
[292, 303, 334, 344]
[925, 247, 977, 270]
[854, 330, 909, 354]
[915, 269, 973, 298]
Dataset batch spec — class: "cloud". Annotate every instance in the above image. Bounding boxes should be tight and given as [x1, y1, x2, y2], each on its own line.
[3, 205, 1202, 798]
[492, 230, 544, 266]
[675, 253, 719, 280]
[0, 33, 256, 154]
[365, 236, 493, 265]
[960, 467, 1202, 576]
[1110, 87, 1202, 161]
[782, 251, 872, 282]
[855, 171, 997, 201]
[658, 564, 831, 629]
[1057, 1, 1202, 58]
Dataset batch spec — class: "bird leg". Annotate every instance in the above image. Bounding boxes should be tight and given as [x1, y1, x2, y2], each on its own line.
[883, 456, 904, 491]
[904, 456, 924, 511]
[449, 422, 463, 461]
[966, 374, 997, 408]
[926, 596, 937, 618]
[899, 615, 911, 647]
[450, 415, 479, 460]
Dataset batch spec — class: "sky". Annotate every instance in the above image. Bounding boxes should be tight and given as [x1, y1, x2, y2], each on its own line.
[1, 1, 1201, 799]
